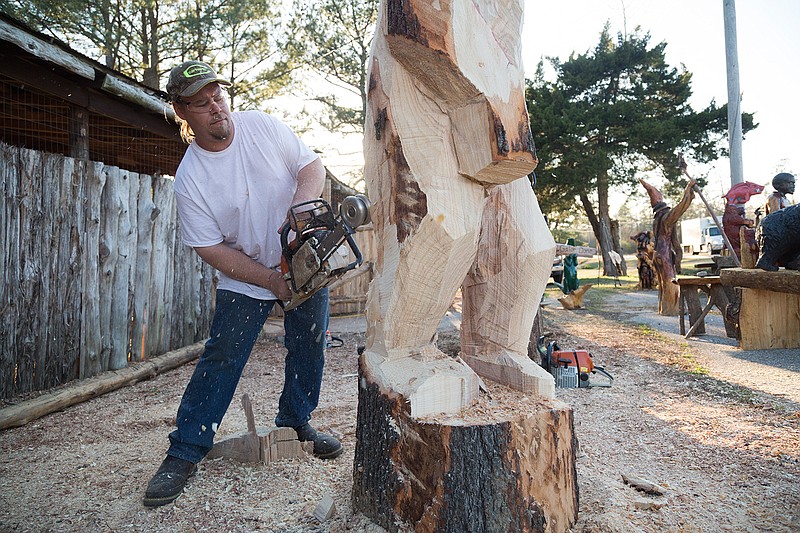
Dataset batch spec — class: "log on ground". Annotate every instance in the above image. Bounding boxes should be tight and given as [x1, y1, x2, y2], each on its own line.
[0, 341, 205, 430]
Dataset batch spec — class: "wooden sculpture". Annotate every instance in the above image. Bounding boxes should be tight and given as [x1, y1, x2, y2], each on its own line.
[764, 172, 795, 215]
[756, 204, 800, 271]
[352, 1, 578, 531]
[640, 178, 695, 315]
[631, 231, 656, 289]
[721, 181, 763, 260]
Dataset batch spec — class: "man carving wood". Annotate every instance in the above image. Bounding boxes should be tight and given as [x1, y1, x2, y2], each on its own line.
[353, 2, 577, 531]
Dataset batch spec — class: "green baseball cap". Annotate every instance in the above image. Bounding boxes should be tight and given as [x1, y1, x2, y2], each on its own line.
[166, 60, 231, 101]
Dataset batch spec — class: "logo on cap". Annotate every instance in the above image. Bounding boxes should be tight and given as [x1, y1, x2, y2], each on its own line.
[183, 64, 212, 78]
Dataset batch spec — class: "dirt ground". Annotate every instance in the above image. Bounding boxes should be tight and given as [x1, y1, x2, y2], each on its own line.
[1, 284, 798, 532]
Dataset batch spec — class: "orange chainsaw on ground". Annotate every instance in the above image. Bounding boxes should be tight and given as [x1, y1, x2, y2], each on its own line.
[536, 336, 613, 388]
[279, 194, 371, 311]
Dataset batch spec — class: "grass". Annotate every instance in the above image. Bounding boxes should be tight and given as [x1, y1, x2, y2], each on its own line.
[635, 324, 710, 375]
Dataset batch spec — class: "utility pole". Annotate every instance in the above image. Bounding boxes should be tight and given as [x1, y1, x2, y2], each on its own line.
[724, 0, 744, 185]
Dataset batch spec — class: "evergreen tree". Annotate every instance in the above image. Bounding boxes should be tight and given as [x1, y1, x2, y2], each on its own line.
[526, 26, 755, 275]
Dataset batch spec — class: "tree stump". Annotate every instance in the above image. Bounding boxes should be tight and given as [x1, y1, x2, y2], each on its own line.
[354, 1, 577, 531]
[352, 375, 578, 532]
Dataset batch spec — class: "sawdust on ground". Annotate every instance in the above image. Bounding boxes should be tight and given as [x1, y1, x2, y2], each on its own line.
[0, 287, 798, 532]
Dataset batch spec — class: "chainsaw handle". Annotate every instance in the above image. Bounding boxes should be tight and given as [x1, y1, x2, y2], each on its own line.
[279, 220, 293, 259]
[591, 366, 614, 387]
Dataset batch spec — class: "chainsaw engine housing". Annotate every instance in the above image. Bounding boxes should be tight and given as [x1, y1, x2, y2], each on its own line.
[535, 337, 613, 388]
[280, 195, 371, 310]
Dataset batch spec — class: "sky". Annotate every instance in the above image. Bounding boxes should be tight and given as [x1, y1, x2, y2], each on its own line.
[301, 0, 798, 214]
[521, 0, 799, 209]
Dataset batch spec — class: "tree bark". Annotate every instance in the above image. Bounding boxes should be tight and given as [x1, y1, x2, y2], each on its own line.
[580, 192, 618, 277]
[610, 219, 628, 276]
[353, 363, 579, 533]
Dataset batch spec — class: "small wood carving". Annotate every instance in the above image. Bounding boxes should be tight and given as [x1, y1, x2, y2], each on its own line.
[630, 231, 656, 289]
[562, 238, 580, 293]
[558, 284, 593, 310]
[721, 181, 762, 260]
[640, 178, 695, 315]
[763, 172, 795, 215]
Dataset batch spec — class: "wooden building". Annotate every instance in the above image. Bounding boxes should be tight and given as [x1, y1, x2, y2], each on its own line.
[0, 14, 371, 402]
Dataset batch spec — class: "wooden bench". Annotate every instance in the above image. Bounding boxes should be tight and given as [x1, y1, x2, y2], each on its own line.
[720, 268, 800, 350]
[675, 276, 737, 338]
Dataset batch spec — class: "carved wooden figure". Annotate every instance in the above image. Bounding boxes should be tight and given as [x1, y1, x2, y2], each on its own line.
[353, 1, 578, 531]
[764, 172, 795, 215]
[640, 178, 695, 315]
[756, 204, 800, 271]
[721, 181, 763, 260]
[631, 231, 656, 289]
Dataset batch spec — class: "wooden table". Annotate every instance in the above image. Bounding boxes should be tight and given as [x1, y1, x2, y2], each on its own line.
[720, 268, 800, 350]
[675, 276, 735, 338]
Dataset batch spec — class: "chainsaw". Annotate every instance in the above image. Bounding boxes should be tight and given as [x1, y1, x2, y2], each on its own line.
[535, 336, 613, 388]
[279, 194, 371, 311]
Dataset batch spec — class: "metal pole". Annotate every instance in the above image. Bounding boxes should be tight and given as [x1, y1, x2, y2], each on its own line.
[724, 0, 744, 185]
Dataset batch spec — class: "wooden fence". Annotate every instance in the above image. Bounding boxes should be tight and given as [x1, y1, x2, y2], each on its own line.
[1, 143, 214, 400]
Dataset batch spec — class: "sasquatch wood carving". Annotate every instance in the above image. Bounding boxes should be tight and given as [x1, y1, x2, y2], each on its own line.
[640, 178, 695, 315]
[353, 1, 577, 531]
[362, 0, 555, 413]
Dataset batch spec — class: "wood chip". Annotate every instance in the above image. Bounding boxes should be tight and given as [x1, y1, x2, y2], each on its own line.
[622, 473, 666, 495]
[312, 494, 336, 522]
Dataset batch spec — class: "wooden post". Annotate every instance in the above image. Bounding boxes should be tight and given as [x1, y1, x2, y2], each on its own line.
[720, 268, 800, 349]
[355, 1, 577, 530]
[69, 106, 89, 160]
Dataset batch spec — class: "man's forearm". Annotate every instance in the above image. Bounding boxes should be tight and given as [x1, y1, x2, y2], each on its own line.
[194, 243, 289, 299]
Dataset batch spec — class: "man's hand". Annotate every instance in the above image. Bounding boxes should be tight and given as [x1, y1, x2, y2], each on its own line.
[267, 269, 292, 301]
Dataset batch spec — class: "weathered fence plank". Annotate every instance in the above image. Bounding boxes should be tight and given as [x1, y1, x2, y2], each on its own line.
[1, 143, 21, 398]
[131, 174, 155, 363]
[18, 149, 43, 394]
[58, 156, 84, 383]
[148, 177, 176, 355]
[81, 160, 106, 379]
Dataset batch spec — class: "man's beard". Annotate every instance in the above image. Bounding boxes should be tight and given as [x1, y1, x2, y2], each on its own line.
[209, 115, 230, 141]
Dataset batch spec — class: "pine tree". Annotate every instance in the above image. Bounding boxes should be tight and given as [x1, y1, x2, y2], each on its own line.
[526, 26, 755, 275]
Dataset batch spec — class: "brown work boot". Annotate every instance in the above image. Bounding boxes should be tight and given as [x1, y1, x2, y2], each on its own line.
[142, 455, 197, 508]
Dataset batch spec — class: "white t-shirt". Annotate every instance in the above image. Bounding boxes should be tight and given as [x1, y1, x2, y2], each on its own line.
[174, 110, 319, 300]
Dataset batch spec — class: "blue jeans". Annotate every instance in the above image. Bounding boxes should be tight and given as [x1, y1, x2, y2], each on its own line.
[167, 288, 329, 464]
